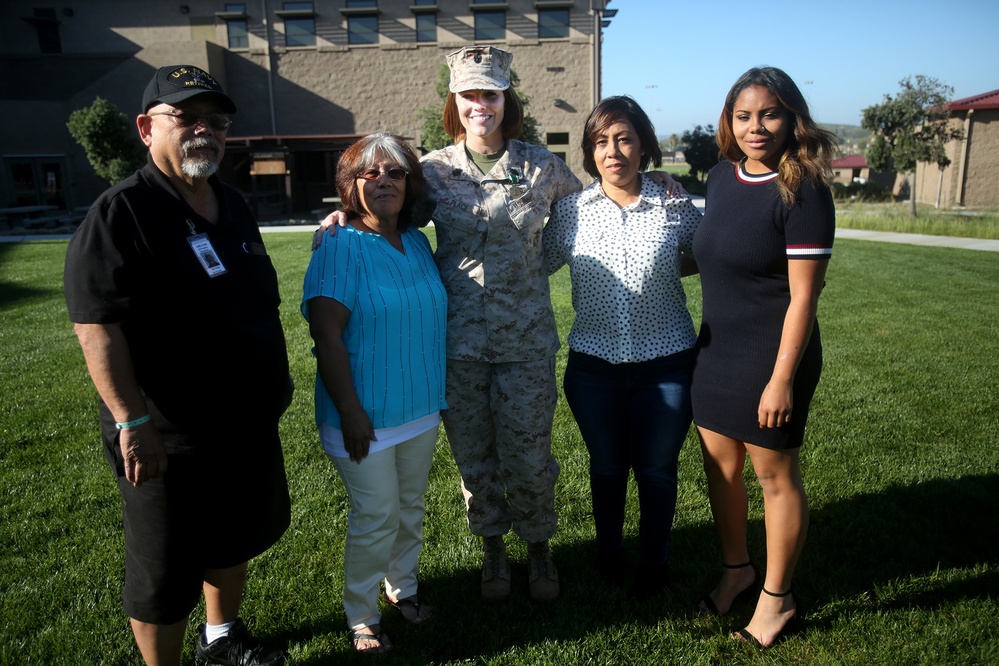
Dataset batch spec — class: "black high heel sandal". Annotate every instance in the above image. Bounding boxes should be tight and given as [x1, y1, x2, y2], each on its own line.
[732, 587, 804, 650]
[696, 561, 759, 616]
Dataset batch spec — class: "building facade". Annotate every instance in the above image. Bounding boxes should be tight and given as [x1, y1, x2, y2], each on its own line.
[912, 88, 999, 209]
[830, 154, 895, 190]
[0, 0, 615, 219]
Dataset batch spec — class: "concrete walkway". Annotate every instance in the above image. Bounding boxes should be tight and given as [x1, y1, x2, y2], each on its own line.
[3, 221, 998, 252]
[832, 228, 999, 252]
[259, 225, 999, 252]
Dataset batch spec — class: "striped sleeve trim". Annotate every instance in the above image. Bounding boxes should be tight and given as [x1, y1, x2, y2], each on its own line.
[786, 244, 832, 259]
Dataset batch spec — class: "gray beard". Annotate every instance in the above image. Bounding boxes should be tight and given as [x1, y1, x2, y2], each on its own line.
[181, 157, 218, 179]
[181, 138, 221, 179]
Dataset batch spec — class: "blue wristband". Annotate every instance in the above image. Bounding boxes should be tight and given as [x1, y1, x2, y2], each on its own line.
[115, 414, 152, 430]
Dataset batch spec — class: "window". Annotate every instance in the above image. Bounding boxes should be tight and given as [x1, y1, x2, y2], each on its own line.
[474, 11, 505, 40]
[547, 132, 570, 165]
[227, 19, 249, 48]
[285, 17, 315, 46]
[538, 8, 569, 39]
[415, 13, 436, 42]
[26, 8, 61, 54]
[7, 158, 66, 208]
[224, 5, 250, 49]
[341, 0, 379, 45]
[413, 0, 437, 4]
[281, 2, 315, 47]
[218, 4, 249, 48]
[348, 15, 378, 44]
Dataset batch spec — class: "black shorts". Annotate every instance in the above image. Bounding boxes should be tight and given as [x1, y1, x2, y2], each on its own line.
[103, 425, 290, 624]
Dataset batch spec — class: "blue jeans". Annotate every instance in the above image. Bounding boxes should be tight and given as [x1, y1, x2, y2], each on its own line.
[563, 349, 693, 566]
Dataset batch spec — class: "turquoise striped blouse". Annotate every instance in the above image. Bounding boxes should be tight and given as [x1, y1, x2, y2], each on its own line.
[301, 226, 447, 430]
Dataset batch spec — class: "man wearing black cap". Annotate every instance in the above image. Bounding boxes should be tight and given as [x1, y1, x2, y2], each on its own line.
[64, 65, 291, 665]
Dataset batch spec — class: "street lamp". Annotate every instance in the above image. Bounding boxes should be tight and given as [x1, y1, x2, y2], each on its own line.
[592, 2, 616, 105]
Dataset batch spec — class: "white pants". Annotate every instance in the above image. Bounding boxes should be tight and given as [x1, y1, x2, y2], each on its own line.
[329, 427, 438, 630]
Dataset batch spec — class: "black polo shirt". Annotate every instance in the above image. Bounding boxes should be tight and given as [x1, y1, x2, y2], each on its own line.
[65, 157, 290, 442]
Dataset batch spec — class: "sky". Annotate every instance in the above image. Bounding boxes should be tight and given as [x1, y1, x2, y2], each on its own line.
[600, 0, 999, 137]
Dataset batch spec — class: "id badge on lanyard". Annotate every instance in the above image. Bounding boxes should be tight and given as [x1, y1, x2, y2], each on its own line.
[186, 221, 228, 278]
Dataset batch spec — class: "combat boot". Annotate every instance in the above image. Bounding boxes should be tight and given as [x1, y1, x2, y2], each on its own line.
[481, 535, 511, 602]
[527, 540, 559, 601]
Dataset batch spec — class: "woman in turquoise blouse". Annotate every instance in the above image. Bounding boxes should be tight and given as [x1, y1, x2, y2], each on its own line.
[301, 133, 447, 655]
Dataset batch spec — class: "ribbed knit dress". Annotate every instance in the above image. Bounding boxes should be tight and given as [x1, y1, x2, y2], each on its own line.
[691, 161, 835, 449]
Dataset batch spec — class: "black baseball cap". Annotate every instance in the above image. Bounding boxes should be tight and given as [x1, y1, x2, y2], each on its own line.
[142, 65, 237, 114]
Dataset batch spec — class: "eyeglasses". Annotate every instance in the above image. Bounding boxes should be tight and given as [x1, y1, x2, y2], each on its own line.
[356, 168, 409, 181]
[148, 110, 232, 133]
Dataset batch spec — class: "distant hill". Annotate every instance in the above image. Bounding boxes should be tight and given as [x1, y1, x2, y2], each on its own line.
[824, 124, 869, 142]
[824, 124, 870, 155]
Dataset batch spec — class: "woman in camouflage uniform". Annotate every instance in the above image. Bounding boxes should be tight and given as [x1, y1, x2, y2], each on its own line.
[424, 46, 581, 603]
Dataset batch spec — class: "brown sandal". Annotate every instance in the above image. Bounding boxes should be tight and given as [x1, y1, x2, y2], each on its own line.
[348, 627, 392, 654]
[382, 593, 432, 625]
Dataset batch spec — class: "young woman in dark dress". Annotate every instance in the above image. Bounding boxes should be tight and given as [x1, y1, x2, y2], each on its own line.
[690, 66, 836, 649]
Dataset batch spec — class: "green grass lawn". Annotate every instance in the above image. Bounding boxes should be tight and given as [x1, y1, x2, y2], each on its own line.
[2, 232, 997, 665]
[658, 163, 690, 176]
[835, 202, 999, 239]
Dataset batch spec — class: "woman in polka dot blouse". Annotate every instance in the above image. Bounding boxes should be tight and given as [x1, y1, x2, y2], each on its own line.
[543, 96, 702, 600]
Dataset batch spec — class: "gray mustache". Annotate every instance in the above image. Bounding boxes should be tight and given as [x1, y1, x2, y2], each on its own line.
[183, 138, 221, 157]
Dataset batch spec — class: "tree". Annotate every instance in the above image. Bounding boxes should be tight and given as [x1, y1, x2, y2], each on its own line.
[67, 97, 146, 185]
[418, 64, 540, 153]
[417, 65, 453, 152]
[681, 124, 719, 181]
[861, 76, 964, 217]
[659, 133, 681, 158]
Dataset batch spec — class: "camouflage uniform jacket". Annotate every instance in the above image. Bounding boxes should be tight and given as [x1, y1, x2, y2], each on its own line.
[421, 139, 582, 363]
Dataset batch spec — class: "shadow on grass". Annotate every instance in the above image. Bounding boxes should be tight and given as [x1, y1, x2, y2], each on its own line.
[0, 244, 55, 310]
[271, 473, 999, 664]
[802, 473, 999, 611]
[278, 544, 696, 666]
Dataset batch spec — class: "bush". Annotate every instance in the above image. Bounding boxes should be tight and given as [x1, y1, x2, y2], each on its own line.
[680, 124, 720, 181]
[674, 173, 706, 197]
[832, 180, 891, 202]
[66, 97, 146, 185]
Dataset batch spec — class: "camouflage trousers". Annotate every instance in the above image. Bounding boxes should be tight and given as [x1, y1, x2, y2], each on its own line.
[441, 358, 560, 543]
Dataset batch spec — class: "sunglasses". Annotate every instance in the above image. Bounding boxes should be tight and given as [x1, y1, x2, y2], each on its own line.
[356, 168, 409, 181]
[148, 110, 232, 132]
